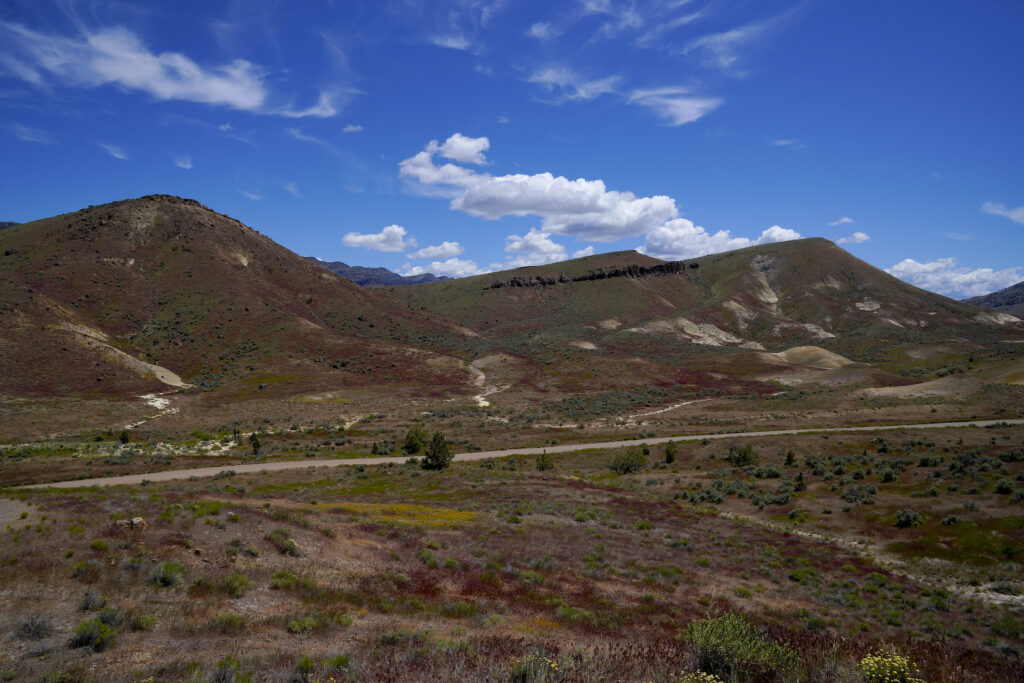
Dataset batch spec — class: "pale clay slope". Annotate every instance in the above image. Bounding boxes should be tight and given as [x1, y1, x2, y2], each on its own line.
[59, 321, 189, 388]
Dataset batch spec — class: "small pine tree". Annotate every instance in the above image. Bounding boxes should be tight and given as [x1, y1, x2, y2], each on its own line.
[118, 430, 130, 444]
[536, 451, 554, 471]
[421, 431, 453, 470]
[664, 440, 677, 464]
[404, 424, 428, 454]
[785, 450, 796, 466]
[249, 433, 261, 457]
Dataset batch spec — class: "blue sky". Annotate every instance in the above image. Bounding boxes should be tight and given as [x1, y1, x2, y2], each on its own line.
[1, 1, 1022, 298]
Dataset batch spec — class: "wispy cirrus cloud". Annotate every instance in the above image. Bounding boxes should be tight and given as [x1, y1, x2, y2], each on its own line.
[0, 22, 342, 117]
[982, 201, 1024, 225]
[526, 65, 622, 103]
[284, 181, 301, 197]
[827, 216, 855, 227]
[173, 154, 192, 169]
[99, 143, 127, 160]
[628, 87, 723, 126]
[239, 190, 262, 200]
[2, 123, 56, 145]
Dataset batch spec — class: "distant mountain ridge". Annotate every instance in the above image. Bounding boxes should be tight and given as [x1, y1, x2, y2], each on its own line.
[0, 222, 18, 229]
[964, 280, 1024, 317]
[304, 257, 449, 286]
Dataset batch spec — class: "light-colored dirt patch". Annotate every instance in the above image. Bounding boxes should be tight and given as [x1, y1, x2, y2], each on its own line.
[861, 376, 982, 398]
[628, 316, 746, 346]
[597, 318, 621, 330]
[771, 321, 835, 340]
[812, 275, 843, 291]
[748, 270, 779, 312]
[905, 345, 952, 360]
[722, 299, 755, 331]
[768, 345, 854, 370]
[59, 321, 189, 387]
[0, 498, 35, 527]
[855, 299, 881, 312]
[570, 340, 598, 350]
[975, 311, 1021, 325]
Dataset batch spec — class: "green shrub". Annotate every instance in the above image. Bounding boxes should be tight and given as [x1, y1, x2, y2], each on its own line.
[995, 479, 1014, 495]
[151, 560, 187, 587]
[72, 560, 100, 583]
[609, 446, 646, 474]
[89, 539, 108, 552]
[894, 510, 923, 528]
[859, 650, 925, 683]
[286, 610, 349, 634]
[222, 571, 252, 597]
[536, 451, 554, 471]
[211, 655, 252, 683]
[208, 612, 246, 633]
[681, 612, 798, 682]
[439, 601, 477, 618]
[508, 649, 559, 682]
[404, 423, 428, 454]
[266, 528, 300, 556]
[69, 617, 116, 652]
[270, 570, 314, 590]
[130, 614, 156, 631]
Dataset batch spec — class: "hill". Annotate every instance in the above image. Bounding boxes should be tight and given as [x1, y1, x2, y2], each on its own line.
[0, 221, 17, 229]
[304, 257, 449, 286]
[0, 195, 472, 399]
[964, 280, 1024, 317]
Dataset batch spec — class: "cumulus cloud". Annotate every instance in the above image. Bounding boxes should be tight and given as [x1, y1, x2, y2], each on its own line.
[343, 124, 363, 133]
[0, 22, 340, 117]
[982, 201, 1024, 225]
[343, 224, 416, 252]
[408, 241, 464, 259]
[401, 134, 804, 257]
[837, 231, 870, 244]
[886, 257, 1023, 298]
[436, 133, 489, 165]
[3, 123, 56, 144]
[828, 216, 855, 226]
[572, 246, 596, 259]
[628, 87, 723, 126]
[401, 258, 482, 278]
[99, 142, 127, 160]
[526, 66, 621, 102]
[639, 219, 801, 260]
[504, 229, 568, 267]
[173, 154, 192, 169]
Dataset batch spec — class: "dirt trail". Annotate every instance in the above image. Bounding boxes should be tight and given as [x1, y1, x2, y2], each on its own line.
[13, 418, 1024, 490]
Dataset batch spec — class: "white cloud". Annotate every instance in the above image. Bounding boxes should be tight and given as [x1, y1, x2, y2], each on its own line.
[402, 258, 482, 278]
[827, 216, 855, 226]
[218, 123, 233, 132]
[886, 257, 1023, 298]
[99, 142, 127, 160]
[504, 229, 568, 267]
[278, 91, 339, 119]
[429, 34, 471, 50]
[982, 201, 1024, 225]
[173, 154, 192, 170]
[837, 231, 869, 244]
[436, 133, 490, 165]
[343, 124, 363, 133]
[683, 21, 768, 71]
[239, 190, 261, 200]
[401, 135, 803, 253]
[628, 87, 723, 126]
[526, 66, 621, 102]
[527, 22, 561, 40]
[0, 23, 341, 117]
[496, 115, 509, 124]
[343, 224, 416, 253]
[944, 231, 972, 241]
[408, 241, 464, 259]
[572, 246, 595, 259]
[284, 181, 301, 197]
[3, 123, 56, 144]
[771, 138, 805, 150]
[639, 219, 801, 260]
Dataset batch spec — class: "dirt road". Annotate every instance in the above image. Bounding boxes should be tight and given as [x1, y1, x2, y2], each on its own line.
[12, 418, 1024, 490]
